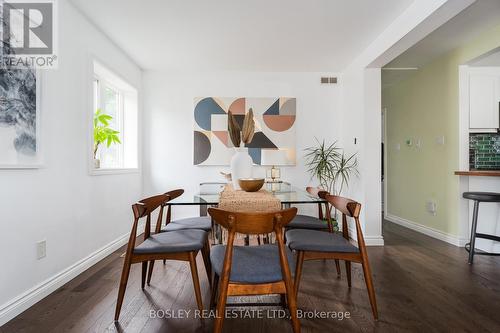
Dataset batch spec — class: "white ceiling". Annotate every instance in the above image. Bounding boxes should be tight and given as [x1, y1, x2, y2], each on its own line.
[385, 0, 500, 69]
[382, 0, 500, 89]
[469, 48, 500, 66]
[69, 0, 414, 72]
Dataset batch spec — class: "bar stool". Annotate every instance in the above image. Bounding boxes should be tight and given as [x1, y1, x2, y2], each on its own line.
[463, 191, 500, 264]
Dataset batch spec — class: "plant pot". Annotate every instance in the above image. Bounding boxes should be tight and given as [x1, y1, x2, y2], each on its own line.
[331, 218, 339, 232]
[322, 218, 339, 232]
[93, 158, 100, 169]
[230, 147, 253, 190]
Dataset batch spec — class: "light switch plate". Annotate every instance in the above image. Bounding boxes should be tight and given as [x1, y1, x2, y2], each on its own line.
[37, 240, 46, 259]
[426, 201, 437, 216]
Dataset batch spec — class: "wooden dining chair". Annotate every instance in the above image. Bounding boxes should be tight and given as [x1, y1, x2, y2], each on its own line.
[160, 189, 212, 232]
[146, 188, 212, 285]
[286, 194, 378, 320]
[114, 194, 210, 322]
[287, 187, 341, 277]
[287, 187, 332, 231]
[208, 207, 300, 333]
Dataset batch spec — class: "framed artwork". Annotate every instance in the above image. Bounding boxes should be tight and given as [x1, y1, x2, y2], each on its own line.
[0, 67, 41, 168]
[193, 97, 296, 166]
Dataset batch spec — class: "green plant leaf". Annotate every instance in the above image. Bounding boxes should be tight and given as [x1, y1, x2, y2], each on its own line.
[93, 109, 121, 157]
[304, 137, 358, 195]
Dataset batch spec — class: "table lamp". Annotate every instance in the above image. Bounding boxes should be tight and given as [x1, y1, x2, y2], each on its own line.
[261, 149, 287, 183]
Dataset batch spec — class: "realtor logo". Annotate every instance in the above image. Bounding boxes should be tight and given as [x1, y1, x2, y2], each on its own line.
[1, 0, 58, 68]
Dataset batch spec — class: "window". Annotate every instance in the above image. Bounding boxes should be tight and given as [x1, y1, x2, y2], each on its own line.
[92, 61, 138, 173]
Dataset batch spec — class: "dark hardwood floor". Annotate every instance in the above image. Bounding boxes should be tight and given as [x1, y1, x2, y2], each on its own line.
[3, 221, 500, 332]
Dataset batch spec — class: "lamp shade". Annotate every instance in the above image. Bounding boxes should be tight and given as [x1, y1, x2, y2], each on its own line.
[261, 149, 287, 166]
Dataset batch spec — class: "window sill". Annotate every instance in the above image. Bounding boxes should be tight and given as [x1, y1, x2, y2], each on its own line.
[90, 168, 140, 176]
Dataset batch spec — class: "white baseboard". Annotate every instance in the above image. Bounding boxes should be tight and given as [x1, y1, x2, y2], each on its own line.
[364, 236, 385, 246]
[385, 213, 468, 247]
[0, 232, 131, 326]
[345, 226, 385, 246]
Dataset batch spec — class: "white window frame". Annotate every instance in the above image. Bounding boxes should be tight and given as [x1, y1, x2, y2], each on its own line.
[90, 60, 139, 175]
[94, 76, 125, 168]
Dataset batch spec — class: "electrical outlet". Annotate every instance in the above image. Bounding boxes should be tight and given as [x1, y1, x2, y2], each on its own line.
[435, 136, 445, 145]
[37, 240, 46, 259]
[396, 143, 401, 151]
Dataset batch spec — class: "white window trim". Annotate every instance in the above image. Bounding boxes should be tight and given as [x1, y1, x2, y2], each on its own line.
[89, 58, 140, 176]
[94, 76, 125, 169]
[90, 168, 139, 176]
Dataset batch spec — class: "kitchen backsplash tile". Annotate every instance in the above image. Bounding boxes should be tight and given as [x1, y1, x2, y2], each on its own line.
[469, 133, 500, 170]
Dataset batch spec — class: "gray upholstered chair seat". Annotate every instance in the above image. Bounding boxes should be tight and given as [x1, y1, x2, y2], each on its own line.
[286, 229, 359, 253]
[162, 216, 212, 232]
[287, 214, 329, 230]
[210, 244, 295, 284]
[134, 229, 207, 254]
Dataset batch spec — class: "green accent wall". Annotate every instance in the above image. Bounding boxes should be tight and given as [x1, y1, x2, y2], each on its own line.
[382, 23, 500, 236]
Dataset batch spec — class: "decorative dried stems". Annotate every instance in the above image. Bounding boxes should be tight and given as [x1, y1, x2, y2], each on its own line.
[228, 108, 255, 148]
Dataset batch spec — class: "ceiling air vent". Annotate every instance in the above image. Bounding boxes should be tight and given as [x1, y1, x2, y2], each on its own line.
[321, 77, 337, 84]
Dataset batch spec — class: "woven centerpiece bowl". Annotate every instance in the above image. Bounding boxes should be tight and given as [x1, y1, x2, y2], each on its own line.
[238, 178, 265, 192]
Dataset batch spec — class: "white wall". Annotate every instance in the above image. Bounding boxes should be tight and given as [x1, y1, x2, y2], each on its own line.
[142, 71, 340, 219]
[338, 67, 383, 245]
[0, 1, 142, 325]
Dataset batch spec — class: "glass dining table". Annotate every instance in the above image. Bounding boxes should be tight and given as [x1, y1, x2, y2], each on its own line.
[168, 182, 326, 245]
[168, 181, 326, 208]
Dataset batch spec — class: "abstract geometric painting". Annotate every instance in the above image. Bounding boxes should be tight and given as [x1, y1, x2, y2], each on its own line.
[194, 97, 296, 166]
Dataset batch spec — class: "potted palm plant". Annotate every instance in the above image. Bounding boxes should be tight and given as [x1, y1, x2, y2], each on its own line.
[93, 109, 121, 169]
[304, 138, 358, 231]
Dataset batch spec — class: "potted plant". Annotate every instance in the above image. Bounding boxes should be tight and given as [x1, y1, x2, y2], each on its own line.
[304, 138, 358, 231]
[227, 108, 255, 189]
[93, 109, 121, 169]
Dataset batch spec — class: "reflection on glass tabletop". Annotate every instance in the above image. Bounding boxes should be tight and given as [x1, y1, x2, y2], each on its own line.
[168, 182, 325, 205]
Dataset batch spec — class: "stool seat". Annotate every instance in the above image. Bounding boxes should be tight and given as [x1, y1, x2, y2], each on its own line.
[463, 192, 500, 202]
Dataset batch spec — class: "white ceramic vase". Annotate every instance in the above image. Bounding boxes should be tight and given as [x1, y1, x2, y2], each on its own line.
[230, 146, 253, 190]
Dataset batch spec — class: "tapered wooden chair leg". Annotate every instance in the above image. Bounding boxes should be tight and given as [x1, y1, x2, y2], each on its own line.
[335, 259, 341, 277]
[141, 261, 148, 290]
[114, 259, 132, 321]
[361, 261, 378, 320]
[146, 260, 155, 285]
[284, 266, 301, 333]
[345, 261, 351, 287]
[214, 272, 230, 333]
[201, 241, 212, 284]
[294, 251, 304, 298]
[210, 273, 219, 309]
[189, 252, 204, 312]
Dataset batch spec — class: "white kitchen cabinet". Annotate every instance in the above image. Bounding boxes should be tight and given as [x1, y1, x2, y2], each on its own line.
[469, 69, 500, 132]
